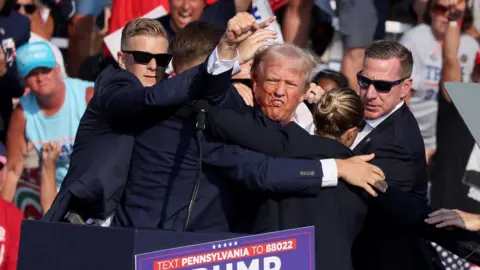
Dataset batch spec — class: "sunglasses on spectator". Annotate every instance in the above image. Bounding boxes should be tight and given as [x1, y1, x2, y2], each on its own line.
[357, 71, 408, 93]
[431, 4, 449, 15]
[14, 4, 37, 14]
[122, 51, 172, 67]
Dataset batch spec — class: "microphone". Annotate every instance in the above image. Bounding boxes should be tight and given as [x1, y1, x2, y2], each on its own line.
[183, 100, 209, 231]
[195, 99, 209, 131]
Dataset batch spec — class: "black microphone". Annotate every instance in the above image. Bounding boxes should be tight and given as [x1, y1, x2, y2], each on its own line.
[183, 100, 209, 231]
[195, 99, 209, 131]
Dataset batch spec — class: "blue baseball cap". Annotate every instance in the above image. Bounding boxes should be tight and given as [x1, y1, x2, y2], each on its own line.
[15, 42, 57, 78]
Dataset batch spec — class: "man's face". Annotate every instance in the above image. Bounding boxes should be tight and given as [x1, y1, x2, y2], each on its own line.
[118, 35, 168, 87]
[25, 66, 61, 96]
[16, 0, 36, 19]
[170, 0, 206, 32]
[253, 58, 306, 124]
[430, 0, 466, 36]
[359, 57, 412, 119]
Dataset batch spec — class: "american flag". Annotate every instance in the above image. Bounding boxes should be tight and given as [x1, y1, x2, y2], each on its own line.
[431, 242, 480, 270]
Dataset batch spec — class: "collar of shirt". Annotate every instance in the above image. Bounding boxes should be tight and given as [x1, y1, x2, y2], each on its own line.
[351, 101, 405, 150]
[292, 102, 315, 134]
[364, 101, 405, 129]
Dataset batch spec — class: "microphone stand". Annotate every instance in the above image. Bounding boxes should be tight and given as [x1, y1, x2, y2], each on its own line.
[183, 101, 207, 231]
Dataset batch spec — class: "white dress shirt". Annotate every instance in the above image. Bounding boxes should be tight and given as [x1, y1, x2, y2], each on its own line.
[350, 102, 405, 150]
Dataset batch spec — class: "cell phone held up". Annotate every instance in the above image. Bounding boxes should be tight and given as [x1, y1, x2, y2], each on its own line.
[2, 38, 17, 67]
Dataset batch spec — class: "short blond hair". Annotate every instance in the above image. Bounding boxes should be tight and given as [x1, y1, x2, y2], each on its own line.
[251, 43, 317, 90]
[121, 18, 167, 50]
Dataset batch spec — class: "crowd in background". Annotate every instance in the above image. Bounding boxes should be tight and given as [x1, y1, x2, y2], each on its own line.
[1, 0, 480, 269]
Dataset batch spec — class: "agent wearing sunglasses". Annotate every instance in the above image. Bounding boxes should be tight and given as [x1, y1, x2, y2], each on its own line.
[43, 14, 278, 227]
[347, 40, 442, 270]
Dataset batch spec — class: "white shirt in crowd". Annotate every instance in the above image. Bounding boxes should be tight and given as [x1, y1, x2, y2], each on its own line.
[88, 47, 338, 227]
[400, 24, 479, 150]
[29, 32, 67, 77]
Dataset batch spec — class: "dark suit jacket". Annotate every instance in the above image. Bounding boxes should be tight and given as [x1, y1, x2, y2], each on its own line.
[207, 104, 480, 269]
[111, 82, 334, 232]
[351, 103, 439, 270]
[43, 62, 215, 222]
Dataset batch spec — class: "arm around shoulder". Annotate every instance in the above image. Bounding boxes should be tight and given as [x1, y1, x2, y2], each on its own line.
[202, 143, 326, 194]
[97, 65, 205, 120]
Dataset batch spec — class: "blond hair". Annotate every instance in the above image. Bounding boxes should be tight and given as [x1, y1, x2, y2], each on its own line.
[121, 18, 167, 50]
[251, 43, 317, 90]
[314, 88, 364, 138]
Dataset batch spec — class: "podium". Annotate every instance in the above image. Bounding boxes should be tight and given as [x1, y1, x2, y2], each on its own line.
[17, 220, 242, 270]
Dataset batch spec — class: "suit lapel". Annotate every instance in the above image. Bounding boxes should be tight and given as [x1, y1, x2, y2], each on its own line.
[353, 104, 407, 153]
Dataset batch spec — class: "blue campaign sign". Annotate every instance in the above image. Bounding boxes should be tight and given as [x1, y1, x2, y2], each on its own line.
[135, 226, 315, 270]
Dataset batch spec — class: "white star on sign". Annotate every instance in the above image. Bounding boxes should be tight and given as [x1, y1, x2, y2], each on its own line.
[217, 244, 222, 248]
[234, 241, 238, 246]
[212, 245, 216, 249]
[229, 242, 232, 247]
[223, 243, 227, 247]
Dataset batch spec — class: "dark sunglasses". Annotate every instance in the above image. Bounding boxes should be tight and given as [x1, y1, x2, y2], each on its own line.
[431, 4, 449, 15]
[14, 4, 37, 14]
[357, 71, 408, 93]
[122, 51, 172, 67]
[230, 78, 253, 89]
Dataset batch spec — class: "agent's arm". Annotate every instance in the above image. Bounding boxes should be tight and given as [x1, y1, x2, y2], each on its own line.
[203, 144, 385, 197]
[208, 106, 289, 156]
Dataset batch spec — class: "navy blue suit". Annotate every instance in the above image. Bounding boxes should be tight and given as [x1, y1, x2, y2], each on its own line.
[351, 104, 439, 270]
[44, 63, 216, 222]
[112, 81, 332, 231]
[207, 105, 480, 269]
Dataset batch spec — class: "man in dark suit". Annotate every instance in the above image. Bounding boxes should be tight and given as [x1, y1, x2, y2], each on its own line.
[350, 40, 439, 270]
[111, 14, 387, 232]
[42, 17, 245, 224]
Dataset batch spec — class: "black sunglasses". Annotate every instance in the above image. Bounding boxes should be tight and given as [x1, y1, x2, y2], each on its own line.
[14, 4, 36, 14]
[357, 71, 408, 93]
[122, 51, 172, 67]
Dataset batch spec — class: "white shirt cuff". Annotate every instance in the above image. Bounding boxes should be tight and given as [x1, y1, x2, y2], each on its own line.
[207, 47, 239, 75]
[320, 159, 338, 187]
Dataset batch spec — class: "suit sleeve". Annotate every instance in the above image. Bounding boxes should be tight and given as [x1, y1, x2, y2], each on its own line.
[202, 143, 326, 194]
[98, 61, 232, 120]
[369, 141, 418, 192]
[208, 106, 289, 156]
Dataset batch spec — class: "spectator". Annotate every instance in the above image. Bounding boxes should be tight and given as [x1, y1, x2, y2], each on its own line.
[14, 0, 53, 40]
[400, 0, 478, 164]
[0, 0, 30, 143]
[0, 198, 22, 270]
[157, 0, 251, 41]
[0, 42, 94, 204]
[15, 0, 66, 76]
[312, 69, 349, 92]
[39, 142, 60, 214]
[339, 0, 389, 91]
[66, 0, 109, 77]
